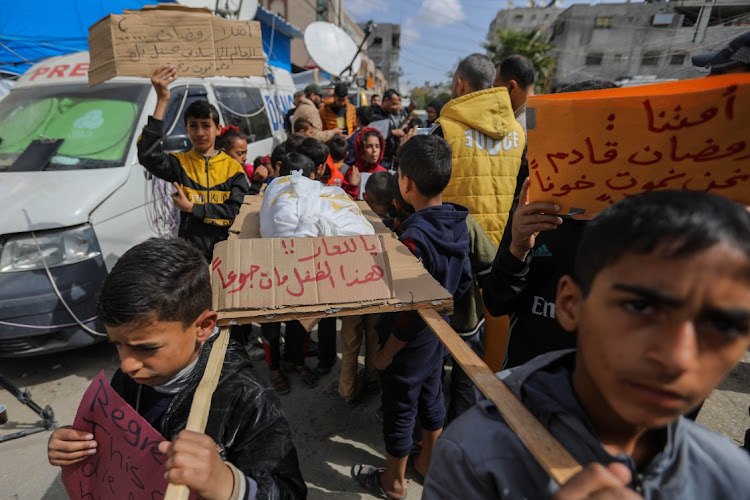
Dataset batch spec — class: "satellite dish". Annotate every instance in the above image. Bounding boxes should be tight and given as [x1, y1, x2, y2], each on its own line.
[304, 22, 361, 77]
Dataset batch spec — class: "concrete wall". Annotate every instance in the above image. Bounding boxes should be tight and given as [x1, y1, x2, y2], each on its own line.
[549, 1, 750, 88]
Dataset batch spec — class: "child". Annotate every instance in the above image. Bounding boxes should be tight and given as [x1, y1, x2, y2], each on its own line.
[278, 152, 316, 178]
[336, 171, 396, 406]
[353, 135, 472, 499]
[345, 106, 374, 165]
[363, 171, 395, 218]
[47, 238, 307, 499]
[216, 126, 270, 194]
[424, 190, 750, 499]
[297, 137, 330, 180]
[323, 135, 348, 187]
[293, 118, 313, 136]
[137, 65, 250, 261]
[342, 128, 387, 200]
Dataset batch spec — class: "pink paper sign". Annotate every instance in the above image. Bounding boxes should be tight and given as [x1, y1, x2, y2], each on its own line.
[61, 371, 184, 499]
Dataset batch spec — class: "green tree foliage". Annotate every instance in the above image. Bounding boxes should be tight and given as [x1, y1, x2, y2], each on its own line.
[483, 28, 557, 93]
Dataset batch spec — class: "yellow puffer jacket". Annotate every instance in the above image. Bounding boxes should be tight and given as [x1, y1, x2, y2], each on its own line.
[438, 88, 525, 245]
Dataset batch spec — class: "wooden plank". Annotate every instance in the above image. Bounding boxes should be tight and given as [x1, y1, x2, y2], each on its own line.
[164, 326, 232, 500]
[418, 308, 583, 485]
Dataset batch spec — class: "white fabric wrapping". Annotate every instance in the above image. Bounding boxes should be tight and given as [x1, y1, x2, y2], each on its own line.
[260, 171, 375, 238]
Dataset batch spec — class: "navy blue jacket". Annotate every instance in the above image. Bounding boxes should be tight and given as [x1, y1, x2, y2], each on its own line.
[386, 203, 472, 346]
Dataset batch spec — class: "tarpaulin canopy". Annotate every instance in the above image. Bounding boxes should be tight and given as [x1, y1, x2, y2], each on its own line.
[0, 0, 174, 76]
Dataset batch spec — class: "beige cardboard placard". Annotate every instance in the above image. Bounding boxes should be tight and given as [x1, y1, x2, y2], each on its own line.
[212, 235, 394, 311]
[215, 196, 453, 324]
[88, 5, 263, 86]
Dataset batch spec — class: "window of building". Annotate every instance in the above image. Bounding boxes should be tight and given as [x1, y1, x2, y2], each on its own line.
[514, 14, 524, 22]
[670, 53, 686, 65]
[530, 14, 537, 21]
[642, 51, 661, 66]
[614, 54, 623, 62]
[586, 53, 603, 65]
[544, 14, 550, 19]
[214, 86, 272, 143]
[595, 16, 614, 28]
[392, 34, 400, 49]
[372, 37, 383, 46]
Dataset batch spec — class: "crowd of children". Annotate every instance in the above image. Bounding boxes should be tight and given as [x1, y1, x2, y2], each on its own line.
[46, 61, 750, 500]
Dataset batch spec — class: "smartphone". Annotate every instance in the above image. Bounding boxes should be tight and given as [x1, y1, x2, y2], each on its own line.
[416, 127, 431, 136]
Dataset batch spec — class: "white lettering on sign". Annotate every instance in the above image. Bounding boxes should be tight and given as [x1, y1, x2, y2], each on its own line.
[464, 129, 521, 155]
[531, 295, 556, 318]
[29, 63, 90, 81]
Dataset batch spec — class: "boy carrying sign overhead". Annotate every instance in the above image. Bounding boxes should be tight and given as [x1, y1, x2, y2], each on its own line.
[47, 238, 307, 499]
[424, 190, 750, 499]
[138, 65, 250, 262]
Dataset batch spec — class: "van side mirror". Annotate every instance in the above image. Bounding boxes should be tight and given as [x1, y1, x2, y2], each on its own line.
[162, 135, 191, 153]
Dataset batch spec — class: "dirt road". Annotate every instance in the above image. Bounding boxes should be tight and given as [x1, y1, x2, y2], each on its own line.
[1, 332, 748, 499]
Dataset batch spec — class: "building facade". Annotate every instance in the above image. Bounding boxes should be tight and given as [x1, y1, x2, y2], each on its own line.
[487, 5, 564, 39]
[549, 0, 750, 88]
[359, 23, 402, 89]
[259, 0, 386, 91]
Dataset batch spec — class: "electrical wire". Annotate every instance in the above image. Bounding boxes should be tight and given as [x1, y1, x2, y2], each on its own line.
[30, 231, 108, 337]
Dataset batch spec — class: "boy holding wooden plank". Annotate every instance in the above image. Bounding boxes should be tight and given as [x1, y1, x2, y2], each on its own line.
[48, 238, 306, 499]
[423, 190, 750, 499]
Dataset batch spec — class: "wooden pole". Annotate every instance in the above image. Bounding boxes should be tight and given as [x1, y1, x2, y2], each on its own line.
[418, 308, 583, 485]
[164, 326, 232, 500]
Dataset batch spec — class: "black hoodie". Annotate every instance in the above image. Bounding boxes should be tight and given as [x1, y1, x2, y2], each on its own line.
[386, 203, 472, 346]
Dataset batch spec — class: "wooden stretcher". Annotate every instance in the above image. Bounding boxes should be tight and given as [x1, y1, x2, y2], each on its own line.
[164, 199, 583, 500]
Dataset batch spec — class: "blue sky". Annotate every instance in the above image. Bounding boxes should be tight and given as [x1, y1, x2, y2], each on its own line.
[344, 0, 631, 88]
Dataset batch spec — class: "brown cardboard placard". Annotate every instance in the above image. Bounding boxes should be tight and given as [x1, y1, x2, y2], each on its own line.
[88, 5, 263, 86]
[214, 196, 453, 324]
[211, 235, 394, 311]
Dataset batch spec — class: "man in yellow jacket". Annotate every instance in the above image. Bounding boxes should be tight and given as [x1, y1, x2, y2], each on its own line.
[435, 53, 525, 246]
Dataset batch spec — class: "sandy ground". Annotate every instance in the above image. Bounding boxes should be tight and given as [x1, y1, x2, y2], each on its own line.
[1, 327, 748, 500]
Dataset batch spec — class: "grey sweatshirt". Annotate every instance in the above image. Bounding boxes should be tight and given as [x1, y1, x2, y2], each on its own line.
[423, 350, 750, 499]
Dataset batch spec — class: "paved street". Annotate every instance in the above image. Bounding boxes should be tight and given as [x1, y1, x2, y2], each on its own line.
[1, 331, 748, 499]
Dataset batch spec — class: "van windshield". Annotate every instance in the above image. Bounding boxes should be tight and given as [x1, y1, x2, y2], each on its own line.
[0, 83, 149, 171]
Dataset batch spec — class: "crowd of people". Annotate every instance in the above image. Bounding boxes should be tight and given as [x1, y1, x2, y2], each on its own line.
[45, 32, 750, 500]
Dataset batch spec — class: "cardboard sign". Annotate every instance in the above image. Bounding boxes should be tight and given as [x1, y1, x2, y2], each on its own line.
[212, 235, 394, 312]
[214, 196, 453, 324]
[527, 75, 750, 216]
[88, 4, 263, 86]
[61, 372, 190, 499]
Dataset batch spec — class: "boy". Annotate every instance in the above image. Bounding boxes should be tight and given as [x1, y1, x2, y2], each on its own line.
[47, 238, 306, 499]
[292, 118, 313, 136]
[137, 65, 250, 261]
[363, 171, 395, 218]
[278, 152, 316, 178]
[352, 135, 472, 499]
[297, 137, 330, 180]
[336, 171, 396, 406]
[424, 190, 750, 499]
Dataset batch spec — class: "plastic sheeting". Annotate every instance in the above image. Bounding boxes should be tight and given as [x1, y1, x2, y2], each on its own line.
[0, 1, 173, 75]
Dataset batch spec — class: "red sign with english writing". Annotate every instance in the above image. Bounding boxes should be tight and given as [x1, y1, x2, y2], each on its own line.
[61, 372, 195, 500]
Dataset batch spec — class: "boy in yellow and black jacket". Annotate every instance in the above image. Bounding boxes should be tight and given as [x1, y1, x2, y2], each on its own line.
[137, 64, 249, 260]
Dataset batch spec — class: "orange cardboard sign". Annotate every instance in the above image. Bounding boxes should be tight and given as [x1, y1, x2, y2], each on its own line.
[211, 235, 394, 312]
[527, 74, 750, 216]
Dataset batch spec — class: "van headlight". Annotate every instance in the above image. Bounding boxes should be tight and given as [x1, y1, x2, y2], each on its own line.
[0, 225, 101, 273]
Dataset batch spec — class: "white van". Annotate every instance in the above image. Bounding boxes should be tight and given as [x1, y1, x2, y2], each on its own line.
[0, 51, 295, 356]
